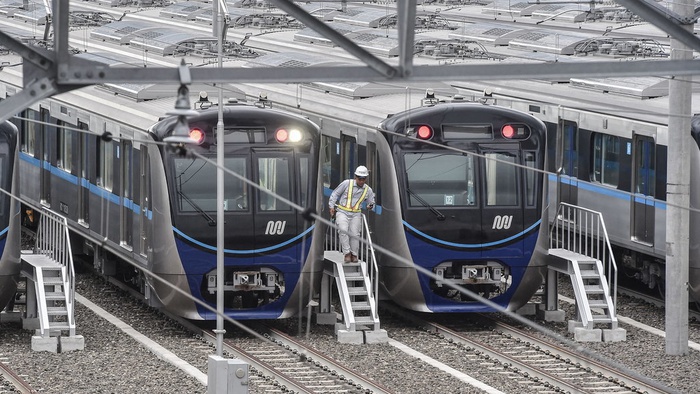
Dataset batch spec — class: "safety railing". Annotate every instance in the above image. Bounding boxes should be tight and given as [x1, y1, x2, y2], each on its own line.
[34, 209, 75, 310]
[549, 202, 617, 308]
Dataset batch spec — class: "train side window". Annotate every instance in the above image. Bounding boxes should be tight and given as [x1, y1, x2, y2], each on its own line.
[404, 153, 476, 207]
[99, 139, 114, 191]
[58, 121, 73, 173]
[258, 157, 291, 211]
[591, 133, 620, 187]
[561, 120, 578, 177]
[485, 152, 518, 206]
[634, 136, 655, 196]
[21, 109, 39, 156]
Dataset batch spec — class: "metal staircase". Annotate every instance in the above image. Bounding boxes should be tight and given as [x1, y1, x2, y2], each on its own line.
[548, 203, 618, 330]
[21, 209, 76, 338]
[319, 213, 382, 339]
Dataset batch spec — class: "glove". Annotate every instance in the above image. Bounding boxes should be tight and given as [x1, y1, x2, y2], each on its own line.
[368, 204, 375, 210]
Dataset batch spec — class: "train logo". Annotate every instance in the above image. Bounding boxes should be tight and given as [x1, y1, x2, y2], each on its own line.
[492, 215, 513, 230]
[265, 220, 287, 235]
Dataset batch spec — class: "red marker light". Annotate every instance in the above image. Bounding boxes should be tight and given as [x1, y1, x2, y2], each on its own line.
[275, 128, 289, 143]
[502, 124, 515, 139]
[189, 128, 205, 144]
[417, 125, 433, 140]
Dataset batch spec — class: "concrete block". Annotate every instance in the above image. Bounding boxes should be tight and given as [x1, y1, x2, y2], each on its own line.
[364, 329, 389, 344]
[337, 330, 363, 344]
[568, 320, 583, 333]
[316, 312, 337, 325]
[31, 335, 58, 353]
[0, 311, 21, 324]
[536, 307, 566, 322]
[602, 328, 627, 342]
[573, 327, 602, 342]
[60, 335, 85, 352]
[22, 317, 40, 330]
[515, 303, 537, 316]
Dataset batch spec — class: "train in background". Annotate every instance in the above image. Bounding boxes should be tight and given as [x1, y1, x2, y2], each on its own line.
[6, 80, 324, 320]
[0, 120, 21, 313]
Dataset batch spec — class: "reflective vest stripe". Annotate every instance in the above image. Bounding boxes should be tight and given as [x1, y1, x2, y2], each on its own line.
[339, 182, 368, 213]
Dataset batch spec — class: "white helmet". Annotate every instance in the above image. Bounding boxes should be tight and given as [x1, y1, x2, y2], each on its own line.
[354, 166, 369, 177]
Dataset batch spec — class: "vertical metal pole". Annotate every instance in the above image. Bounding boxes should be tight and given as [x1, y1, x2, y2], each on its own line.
[666, 0, 693, 356]
[215, 5, 225, 357]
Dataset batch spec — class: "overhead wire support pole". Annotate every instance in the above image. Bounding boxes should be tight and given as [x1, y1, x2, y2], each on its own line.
[396, 0, 416, 79]
[665, 0, 693, 356]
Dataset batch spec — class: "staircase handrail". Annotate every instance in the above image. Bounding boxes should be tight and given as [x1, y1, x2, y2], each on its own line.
[34, 209, 75, 330]
[360, 213, 379, 322]
[550, 202, 617, 309]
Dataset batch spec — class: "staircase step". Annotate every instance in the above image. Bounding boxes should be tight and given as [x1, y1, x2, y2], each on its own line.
[579, 270, 599, 278]
[45, 292, 65, 300]
[355, 316, 375, 325]
[43, 277, 64, 285]
[590, 316, 613, 323]
[47, 306, 68, 316]
[48, 323, 72, 330]
[583, 285, 604, 294]
[588, 300, 609, 309]
[351, 302, 371, 311]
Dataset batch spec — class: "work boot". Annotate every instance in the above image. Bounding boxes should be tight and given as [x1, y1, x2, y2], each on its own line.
[344, 253, 352, 263]
[351, 254, 358, 262]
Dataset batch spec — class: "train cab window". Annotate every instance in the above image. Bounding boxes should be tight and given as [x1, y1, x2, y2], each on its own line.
[258, 157, 291, 211]
[524, 152, 537, 206]
[591, 133, 620, 187]
[21, 109, 39, 156]
[404, 152, 476, 207]
[485, 152, 518, 206]
[173, 156, 248, 212]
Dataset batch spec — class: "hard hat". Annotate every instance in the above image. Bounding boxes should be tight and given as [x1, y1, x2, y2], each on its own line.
[354, 166, 369, 177]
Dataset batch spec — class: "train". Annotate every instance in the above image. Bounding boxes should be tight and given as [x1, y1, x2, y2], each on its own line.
[365, 100, 550, 312]
[0, 120, 21, 313]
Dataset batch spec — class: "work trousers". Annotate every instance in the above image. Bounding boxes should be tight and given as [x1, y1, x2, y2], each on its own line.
[335, 210, 362, 256]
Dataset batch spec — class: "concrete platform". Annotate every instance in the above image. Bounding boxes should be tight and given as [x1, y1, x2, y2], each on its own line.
[60, 335, 85, 352]
[31, 335, 58, 353]
[573, 327, 602, 342]
[364, 329, 389, 344]
[602, 327, 627, 342]
[337, 329, 364, 344]
[536, 305, 566, 322]
[316, 312, 337, 325]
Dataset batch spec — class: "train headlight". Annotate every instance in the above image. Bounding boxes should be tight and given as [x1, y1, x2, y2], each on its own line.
[189, 128, 205, 145]
[288, 129, 302, 142]
[501, 124, 530, 139]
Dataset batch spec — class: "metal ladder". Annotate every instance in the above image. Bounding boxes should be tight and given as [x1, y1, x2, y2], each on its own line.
[548, 203, 618, 330]
[320, 214, 380, 332]
[21, 209, 76, 337]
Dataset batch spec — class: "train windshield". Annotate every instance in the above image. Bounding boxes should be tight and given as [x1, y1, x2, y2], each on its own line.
[404, 153, 476, 207]
[173, 156, 248, 212]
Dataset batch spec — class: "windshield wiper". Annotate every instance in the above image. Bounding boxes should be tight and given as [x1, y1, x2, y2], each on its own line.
[177, 191, 216, 226]
[406, 188, 446, 221]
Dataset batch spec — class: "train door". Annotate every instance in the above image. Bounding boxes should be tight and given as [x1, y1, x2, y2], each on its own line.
[631, 135, 655, 245]
[77, 122, 89, 227]
[557, 118, 579, 208]
[120, 141, 133, 249]
[481, 147, 524, 256]
[341, 135, 357, 180]
[138, 147, 150, 257]
[253, 152, 297, 257]
[39, 108, 51, 206]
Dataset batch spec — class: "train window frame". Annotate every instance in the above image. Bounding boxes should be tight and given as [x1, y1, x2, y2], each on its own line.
[256, 155, 293, 212]
[21, 109, 39, 156]
[403, 152, 477, 208]
[484, 151, 519, 207]
[57, 120, 73, 173]
[591, 133, 620, 187]
[561, 119, 579, 178]
[98, 138, 114, 192]
[172, 155, 249, 213]
[523, 151, 538, 207]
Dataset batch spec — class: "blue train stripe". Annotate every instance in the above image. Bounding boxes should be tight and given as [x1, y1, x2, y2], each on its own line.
[547, 174, 666, 209]
[21, 153, 152, 219]
[173, 225, 315, 254]
[403, 220, 541, 248]
[0, 227, 7, 237]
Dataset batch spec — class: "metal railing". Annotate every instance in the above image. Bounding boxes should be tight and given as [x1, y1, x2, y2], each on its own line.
[549, 202, 617, 308]
[34, 209, 75, 310]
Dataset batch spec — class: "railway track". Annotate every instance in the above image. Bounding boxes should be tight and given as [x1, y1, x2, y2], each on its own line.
[0, 356, 35, 394]
[381, 303, 678, 394]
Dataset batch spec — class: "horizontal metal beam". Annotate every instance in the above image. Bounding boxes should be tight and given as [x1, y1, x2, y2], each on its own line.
[49, 59, 700, 85]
